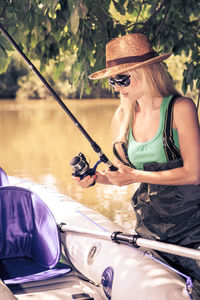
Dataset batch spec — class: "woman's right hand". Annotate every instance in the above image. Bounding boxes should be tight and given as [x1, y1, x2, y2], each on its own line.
[72, 174, 97, 188]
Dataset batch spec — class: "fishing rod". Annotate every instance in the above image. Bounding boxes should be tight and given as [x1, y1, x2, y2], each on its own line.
[59, 224, 200, 261]
[0, 22, 117, 176]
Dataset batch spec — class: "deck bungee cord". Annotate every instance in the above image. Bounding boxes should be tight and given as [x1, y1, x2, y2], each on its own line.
[0, 22, 117, 176]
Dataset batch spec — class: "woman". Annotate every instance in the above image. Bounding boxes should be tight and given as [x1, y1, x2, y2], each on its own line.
[73, 33, 200, 295]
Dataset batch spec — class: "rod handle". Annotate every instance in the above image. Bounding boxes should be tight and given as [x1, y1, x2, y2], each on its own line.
[109, 165, 118, 171]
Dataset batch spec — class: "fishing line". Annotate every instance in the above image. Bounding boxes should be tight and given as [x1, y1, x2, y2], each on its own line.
[0, 22, 117, 172]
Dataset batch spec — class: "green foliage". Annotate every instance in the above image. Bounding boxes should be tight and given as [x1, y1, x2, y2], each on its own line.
[0, 55, 28, 98]
[14, 54, 112, 100]
[0, 0, 199, 98]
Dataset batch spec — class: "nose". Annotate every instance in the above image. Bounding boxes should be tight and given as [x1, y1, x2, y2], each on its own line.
[114, 84, 123, 93]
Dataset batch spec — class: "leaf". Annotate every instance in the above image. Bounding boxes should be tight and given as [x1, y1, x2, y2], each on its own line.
[189, 79, 194, 91]
[71, 61, 83, 85]
[54, 61, 65, 80]
[186, 62, 195, 84]
[181, 77, 188, 95]
[183, 69, 187, 77]
[5, 6, 16, 19]
[0, 47, 10, 74]
[46, 17, 52, 33]
[49, 0, 59, 15]
[0, 35, 14, 51]
[67, 0, 74, 12]
[196, 78, 200, 90]
[127, 0, 134, 14]
[172, 39, 186, 55]
[193, 65, 200, 80]
[113, 1, 126, 16]
[185, 46, 190, 57]
[70, 6, 80, 35]
[77, 1, 88, 19]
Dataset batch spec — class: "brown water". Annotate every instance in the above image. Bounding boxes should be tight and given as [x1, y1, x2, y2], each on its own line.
[0, 99, 137, 229]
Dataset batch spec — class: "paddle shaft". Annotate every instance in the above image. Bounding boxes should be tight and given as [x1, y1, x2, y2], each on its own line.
[60, 224, 200, 261]
[0, 22, 117, 171]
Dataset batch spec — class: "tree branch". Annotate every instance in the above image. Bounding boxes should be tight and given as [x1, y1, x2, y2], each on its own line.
[139, 0, 172, 32]
[127, 0, 172, 32]
[151, 0, 173, 43]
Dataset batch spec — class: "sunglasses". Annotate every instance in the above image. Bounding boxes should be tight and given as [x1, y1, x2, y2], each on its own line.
[108, 74, 131, 87]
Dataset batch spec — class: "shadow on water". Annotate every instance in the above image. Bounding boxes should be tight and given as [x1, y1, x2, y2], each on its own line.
[0, 99, 137, 229]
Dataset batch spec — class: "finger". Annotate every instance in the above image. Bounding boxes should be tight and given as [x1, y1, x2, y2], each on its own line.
[72, 176, 80, 181]
[115, 162, 124, 169]
[81, 176, 96, 188]
[72, 175, 90, 181]
[89, 174, 97, 183]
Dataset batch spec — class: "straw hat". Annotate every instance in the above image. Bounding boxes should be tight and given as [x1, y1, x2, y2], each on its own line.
[89, 33, 172, 80]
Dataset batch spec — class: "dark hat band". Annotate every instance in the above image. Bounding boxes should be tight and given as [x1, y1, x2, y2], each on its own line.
[106, 51, 156, 68]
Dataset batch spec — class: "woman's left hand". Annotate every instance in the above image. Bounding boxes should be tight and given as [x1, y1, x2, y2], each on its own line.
[105, 163, 138, 186]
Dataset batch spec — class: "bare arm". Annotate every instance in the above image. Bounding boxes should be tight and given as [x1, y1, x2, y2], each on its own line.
[72, 107, 123, 188]
[95, 106, 124, 185]
[106, 97, 200, 186]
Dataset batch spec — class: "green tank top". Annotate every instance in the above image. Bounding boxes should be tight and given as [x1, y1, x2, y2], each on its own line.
[127, 95, 180, 170]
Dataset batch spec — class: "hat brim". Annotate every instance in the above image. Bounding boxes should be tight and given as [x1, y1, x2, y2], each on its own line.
[89, 52, 172, 80]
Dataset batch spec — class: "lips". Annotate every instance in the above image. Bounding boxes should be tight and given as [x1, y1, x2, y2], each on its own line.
[121, 92, 128, 97]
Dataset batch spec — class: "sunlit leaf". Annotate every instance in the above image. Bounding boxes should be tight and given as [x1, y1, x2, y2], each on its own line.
[49, 0, 60, 15]
[54, 61, 65, 80]
[0, 47, 10, 74]
[113, 0, 126, 15]
[70, 7, 80, 35]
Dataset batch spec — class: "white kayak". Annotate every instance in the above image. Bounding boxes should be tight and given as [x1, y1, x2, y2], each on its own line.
[0, 171, 193, 300]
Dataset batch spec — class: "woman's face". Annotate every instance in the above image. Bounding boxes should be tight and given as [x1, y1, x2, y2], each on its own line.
[110, 72, 144, 101]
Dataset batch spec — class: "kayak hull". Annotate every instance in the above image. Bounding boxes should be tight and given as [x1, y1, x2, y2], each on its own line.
[7, 177, 190, 300]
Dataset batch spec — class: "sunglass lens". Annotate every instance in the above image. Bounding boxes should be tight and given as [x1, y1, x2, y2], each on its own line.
[115, 75, 130, 87]
[108, 75, 130, 87]
[108, 77, 115, 87]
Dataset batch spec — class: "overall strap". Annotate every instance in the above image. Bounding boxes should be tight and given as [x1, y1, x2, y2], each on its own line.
[113, 142, 135, 168]
[163, 95, 182, 161]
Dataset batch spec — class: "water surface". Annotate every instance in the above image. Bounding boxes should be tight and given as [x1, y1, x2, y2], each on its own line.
[0, 99, 137, 229]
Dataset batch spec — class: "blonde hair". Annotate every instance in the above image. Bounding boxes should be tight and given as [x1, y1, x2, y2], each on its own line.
[112, 62, 181, 145]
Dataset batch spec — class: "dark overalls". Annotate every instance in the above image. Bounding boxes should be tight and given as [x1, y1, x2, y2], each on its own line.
[113, 96, 200, 296]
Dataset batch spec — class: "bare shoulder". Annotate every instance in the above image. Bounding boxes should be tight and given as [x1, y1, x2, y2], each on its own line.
[174, 96, 197, 112]
[173, 96, 199, 129]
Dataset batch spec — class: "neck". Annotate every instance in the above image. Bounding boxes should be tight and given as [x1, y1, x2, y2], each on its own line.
[136, 95, 163, 114]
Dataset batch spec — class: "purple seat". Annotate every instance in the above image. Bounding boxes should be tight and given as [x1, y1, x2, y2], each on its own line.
[0, 186, 71, 285]
[0, 167, 9, 186]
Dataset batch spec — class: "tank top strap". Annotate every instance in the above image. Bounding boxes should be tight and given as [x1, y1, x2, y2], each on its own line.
[163, 95, 182, 161]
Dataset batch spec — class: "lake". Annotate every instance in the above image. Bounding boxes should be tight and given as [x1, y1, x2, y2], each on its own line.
[0, 99, 137, 230]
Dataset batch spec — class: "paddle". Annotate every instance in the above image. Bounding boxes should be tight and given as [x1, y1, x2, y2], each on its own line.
[59, 224, 200, 260]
